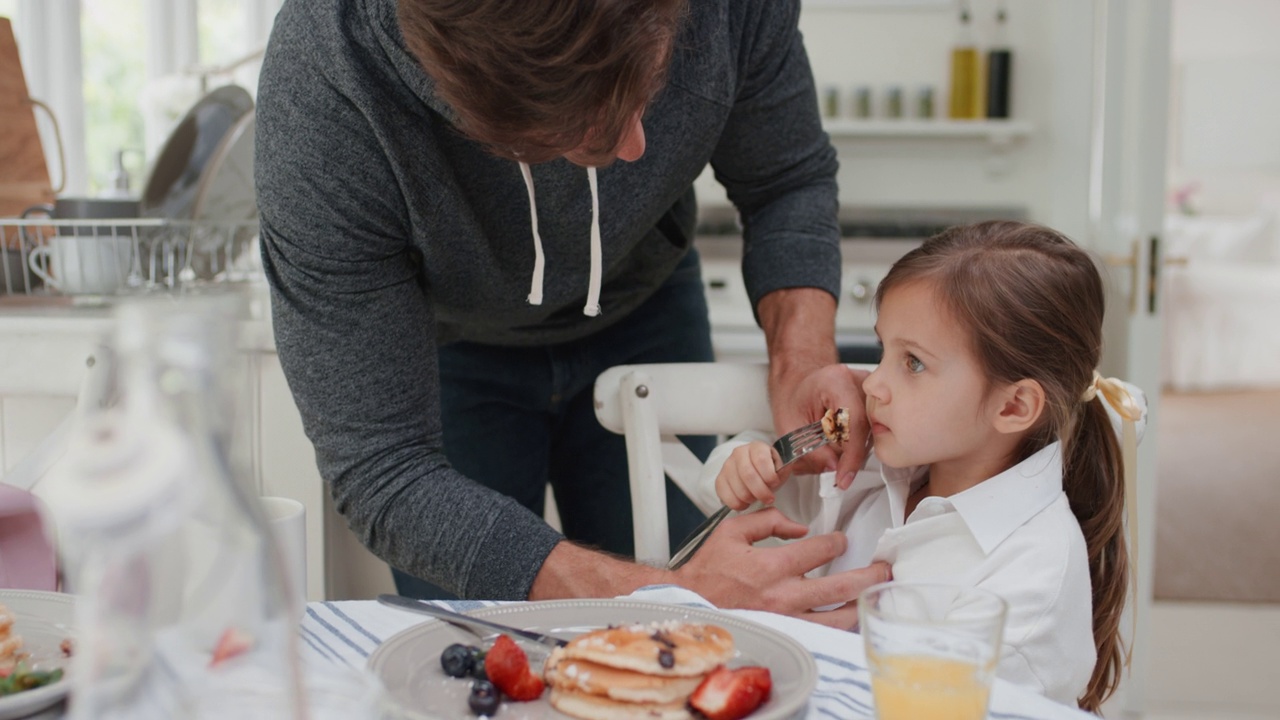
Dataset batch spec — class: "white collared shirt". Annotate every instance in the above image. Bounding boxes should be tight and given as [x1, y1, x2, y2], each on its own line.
[699, 439, 1096, 707]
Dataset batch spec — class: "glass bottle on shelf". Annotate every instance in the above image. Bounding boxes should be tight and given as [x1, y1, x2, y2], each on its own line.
[43, 294, 307, 720]
[947, 2, 983, 120]
[986, 2, 1013, 118]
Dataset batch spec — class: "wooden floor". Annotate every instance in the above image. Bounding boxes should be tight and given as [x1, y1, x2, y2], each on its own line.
[1154, 389, 1280, 603]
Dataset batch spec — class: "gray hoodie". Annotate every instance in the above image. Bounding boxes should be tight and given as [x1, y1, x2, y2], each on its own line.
[255, 0, 840, 599]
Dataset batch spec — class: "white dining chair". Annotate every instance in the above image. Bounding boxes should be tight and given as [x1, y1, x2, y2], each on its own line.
[593, 362, 876, 565]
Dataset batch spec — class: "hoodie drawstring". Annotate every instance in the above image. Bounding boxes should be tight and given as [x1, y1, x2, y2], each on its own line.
[518, 162, 602, 317]
[518, 161, 545, 306]
[584, 166, 602, 317]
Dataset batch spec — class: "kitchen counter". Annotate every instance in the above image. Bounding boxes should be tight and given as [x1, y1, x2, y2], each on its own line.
[0, 284, 278, 351]
[0, 286, 395, 603]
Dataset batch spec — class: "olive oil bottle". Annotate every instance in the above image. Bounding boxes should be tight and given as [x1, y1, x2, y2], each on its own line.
[948, 4, 982, 119]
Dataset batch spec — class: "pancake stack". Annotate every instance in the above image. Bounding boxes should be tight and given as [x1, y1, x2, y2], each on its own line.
[544, 621, 735, 720]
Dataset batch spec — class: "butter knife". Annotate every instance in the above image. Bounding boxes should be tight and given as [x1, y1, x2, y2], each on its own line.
[376, 594, 568, 648]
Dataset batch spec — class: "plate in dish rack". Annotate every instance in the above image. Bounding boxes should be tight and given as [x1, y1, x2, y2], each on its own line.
[0, 590, 74, 720]
[367, 598, 816, 720]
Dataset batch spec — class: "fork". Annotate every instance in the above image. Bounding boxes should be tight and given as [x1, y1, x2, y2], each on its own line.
[666, 418, 830, 570]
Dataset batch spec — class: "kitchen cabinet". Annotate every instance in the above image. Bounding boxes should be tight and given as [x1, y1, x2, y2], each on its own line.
[0, 294, 396, 602]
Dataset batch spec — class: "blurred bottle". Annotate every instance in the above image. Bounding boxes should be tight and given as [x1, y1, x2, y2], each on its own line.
[822, 85, 841, 119]
[986, 3, 1013, 118]
[100, 150, 134, 200]
[44, 294, 307, 720]
[917, 86, 936, 119]
[885, 86, 904, 119]
[853, 85, 873, 119]
[947, 2, 982, 119]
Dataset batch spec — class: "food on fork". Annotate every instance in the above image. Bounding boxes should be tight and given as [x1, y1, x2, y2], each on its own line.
[821, 406, 850, 446]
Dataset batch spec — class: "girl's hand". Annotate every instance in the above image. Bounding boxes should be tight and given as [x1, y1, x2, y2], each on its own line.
[715, 442, 788, 510]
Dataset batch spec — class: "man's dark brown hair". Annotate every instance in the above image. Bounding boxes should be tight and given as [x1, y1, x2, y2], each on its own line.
[398, 0, 688, 164]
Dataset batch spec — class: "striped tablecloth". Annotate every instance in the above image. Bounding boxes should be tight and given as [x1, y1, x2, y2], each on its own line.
[301, 585, 1094, 720]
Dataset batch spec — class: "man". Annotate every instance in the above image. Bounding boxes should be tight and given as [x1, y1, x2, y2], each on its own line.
[255, 0, 884, 627]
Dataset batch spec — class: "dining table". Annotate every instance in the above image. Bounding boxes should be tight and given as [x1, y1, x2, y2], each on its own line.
[299, 585, 1097, 720]
[17, 584, 1098, 720]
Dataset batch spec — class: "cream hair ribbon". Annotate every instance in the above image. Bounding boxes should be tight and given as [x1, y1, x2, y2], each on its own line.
[1082, 370, 1141, 662]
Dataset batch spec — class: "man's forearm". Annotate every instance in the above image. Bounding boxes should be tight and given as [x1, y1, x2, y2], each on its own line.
[527, 541, 671, 600]
[758, 287, 838, 394]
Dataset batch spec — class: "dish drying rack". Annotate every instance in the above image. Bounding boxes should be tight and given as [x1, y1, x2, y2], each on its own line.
[0, 216, 261, 301]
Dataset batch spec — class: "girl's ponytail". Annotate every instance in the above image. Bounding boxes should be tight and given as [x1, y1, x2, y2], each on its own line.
[1063, 392, 1128, 712]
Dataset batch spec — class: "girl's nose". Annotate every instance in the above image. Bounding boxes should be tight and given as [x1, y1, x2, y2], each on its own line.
[862, 365, 886, 402]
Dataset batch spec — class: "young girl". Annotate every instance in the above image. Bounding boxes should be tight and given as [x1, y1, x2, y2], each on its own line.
[703, 221, 1144, 712]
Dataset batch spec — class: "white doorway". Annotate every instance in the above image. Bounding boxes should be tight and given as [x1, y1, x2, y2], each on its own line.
[1110, 1, 1280, 719]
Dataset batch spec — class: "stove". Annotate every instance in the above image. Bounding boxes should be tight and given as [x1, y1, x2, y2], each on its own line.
[694, 205, 1027, 363]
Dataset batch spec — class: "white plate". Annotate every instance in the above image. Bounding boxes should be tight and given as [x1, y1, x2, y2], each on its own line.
[367, 599, 816, 720]
[0, 590, 74, 720]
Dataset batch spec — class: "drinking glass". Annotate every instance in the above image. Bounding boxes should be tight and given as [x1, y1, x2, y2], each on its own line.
[859, 582, 1008, 720]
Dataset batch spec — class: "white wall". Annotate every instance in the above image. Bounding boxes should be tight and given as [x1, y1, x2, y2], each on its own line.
[1168, 0, 1280, 215]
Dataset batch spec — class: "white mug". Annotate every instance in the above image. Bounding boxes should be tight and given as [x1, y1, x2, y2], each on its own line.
[260, 496, 308, 607]
[28, 234, 134, 295]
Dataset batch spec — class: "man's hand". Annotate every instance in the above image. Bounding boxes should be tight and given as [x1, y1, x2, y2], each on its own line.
[674, 508, 890, 629]
[758, 288, 871, 488]
[776, 364, 870, 488]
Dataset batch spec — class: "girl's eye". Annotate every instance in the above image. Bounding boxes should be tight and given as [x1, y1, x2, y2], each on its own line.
[906, 354, 925, 374]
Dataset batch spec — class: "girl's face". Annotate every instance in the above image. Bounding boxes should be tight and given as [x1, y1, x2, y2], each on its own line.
[863, 280, 1008, 472]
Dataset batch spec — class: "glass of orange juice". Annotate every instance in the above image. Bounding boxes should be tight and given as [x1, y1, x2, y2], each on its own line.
[858, 582, 1008, 720]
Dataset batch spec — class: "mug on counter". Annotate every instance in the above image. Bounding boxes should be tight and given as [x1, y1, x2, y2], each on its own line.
[28, 234, 134, 295]
[21, 198, 141, 296]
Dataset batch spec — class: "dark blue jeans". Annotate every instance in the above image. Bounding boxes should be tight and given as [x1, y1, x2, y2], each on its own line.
[393, 249, 715, 599]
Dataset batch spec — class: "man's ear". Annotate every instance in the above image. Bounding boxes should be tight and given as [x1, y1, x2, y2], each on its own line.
[993, 379, 1045, 434]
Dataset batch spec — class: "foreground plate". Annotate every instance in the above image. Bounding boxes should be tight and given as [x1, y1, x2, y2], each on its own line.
[0, 590, 74, 720]
[368, 599, 816, 720]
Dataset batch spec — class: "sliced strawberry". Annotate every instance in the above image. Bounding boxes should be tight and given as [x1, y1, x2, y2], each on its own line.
[209, 626, 255, 668]
[484, 634, 545, 702]
[688, 665, 772, 720]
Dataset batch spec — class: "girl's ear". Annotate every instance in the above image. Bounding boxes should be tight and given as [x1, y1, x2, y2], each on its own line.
[993, 379, 1045, 434]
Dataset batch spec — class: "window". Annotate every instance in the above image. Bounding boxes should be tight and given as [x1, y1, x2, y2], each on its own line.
[81, 0, 146, 195]
[3, 0, 278, 201]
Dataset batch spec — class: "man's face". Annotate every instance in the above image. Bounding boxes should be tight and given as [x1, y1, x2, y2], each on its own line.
[563, 113, 647, 167]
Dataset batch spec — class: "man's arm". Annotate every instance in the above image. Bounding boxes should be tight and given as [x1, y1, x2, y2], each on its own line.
[256, 25, 564, 600]
[529, 510, 891, 629]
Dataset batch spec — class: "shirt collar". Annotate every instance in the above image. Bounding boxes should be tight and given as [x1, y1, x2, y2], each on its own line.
[880, 442, 1065, 555]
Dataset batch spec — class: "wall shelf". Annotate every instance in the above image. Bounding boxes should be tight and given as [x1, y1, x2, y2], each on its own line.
[822, 119, 1033, 146]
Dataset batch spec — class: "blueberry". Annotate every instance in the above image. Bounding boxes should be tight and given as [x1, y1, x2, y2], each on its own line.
[468, 679, 501, 716]
[440, 643, 473, 678]
[470, 655, 488, 680]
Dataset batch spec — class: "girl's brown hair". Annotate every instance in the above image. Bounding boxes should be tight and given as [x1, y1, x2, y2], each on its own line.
[397, 0, 687, 164]
[875, 221, 1128, 712]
